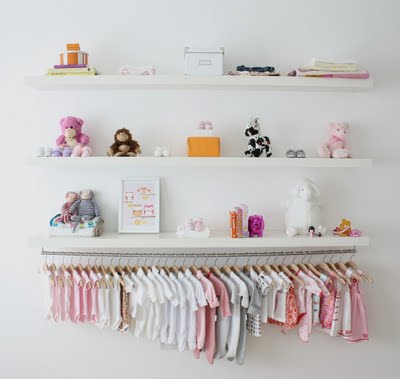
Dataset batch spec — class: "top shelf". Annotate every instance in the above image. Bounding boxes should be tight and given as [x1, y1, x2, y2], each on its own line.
[24, 75, 374, 92]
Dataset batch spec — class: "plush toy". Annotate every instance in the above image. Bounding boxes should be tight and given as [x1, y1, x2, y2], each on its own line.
[248, 215, 265, 237]
[55, 191, 79, 223]
[318, 122, 351, 159]
[244, 117, 272, 157]
[107, 128, 142, 157]
[53, 116, 92, 157]
[285, 178, 325, 236]
[70, 189, 100, 232]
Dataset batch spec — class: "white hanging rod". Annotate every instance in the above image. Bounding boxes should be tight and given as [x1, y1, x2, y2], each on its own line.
[40, 248, 357, 259]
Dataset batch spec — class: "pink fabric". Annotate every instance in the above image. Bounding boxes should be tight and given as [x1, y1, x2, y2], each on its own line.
[79, 271, 90, 323]
[50, 272, 59, 321]
[193, 271, 219, 364]
[70, 270, 81, 323]
[59, 271, 71, 322]
[207, 273, 232, 318]
[319, 273, 336, 329]
[296, 271, 322, 342]
[89, 271, 99, 323]
[348, 279, 369, 343]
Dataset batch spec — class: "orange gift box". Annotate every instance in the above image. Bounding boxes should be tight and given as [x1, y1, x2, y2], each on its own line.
[187, 137, 220, 157]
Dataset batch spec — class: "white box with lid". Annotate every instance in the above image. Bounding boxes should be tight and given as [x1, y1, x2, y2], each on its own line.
[184, 47, 224, 76]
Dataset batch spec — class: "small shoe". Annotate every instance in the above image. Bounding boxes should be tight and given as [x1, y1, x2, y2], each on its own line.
[197, 121, 205, 130]
[194, 218, 205, 232]
[204, 121, 213, 130]
[296, 149, 306, 158]
[51, 147, 62, 157]
[286, 149, 296, 158]
[154, 146, 163, 157]
[162, 147, 170, 157]
[44, 147, 53, 157]
[184, 218, 195, 231]
[36, 146, 44, 157]
[63, 147, 72, 157]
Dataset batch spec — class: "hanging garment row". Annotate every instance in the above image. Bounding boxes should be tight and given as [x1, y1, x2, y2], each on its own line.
[40, 250, 372, 365]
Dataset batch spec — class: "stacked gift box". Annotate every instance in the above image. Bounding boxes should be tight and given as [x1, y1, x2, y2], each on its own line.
[46, 43, 99, 76]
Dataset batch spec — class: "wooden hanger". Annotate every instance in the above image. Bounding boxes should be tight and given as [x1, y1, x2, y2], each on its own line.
[306, 262, 323, 277]
[345, 261, 373, 283]
[169, 254, 180, 275]
[221, 265, 232, 276]
[230, 253, 241, 274]
[278, 264, 304, 286]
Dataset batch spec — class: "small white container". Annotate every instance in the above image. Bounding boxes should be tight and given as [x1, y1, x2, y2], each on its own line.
[184, 47, 224, 76]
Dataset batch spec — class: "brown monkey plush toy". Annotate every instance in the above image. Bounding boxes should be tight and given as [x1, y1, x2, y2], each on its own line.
[107, 128, 142, 157]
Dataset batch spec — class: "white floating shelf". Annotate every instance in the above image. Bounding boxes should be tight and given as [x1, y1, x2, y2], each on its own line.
[28, 157, 373, 169]
[24, 75, 374, 92]
[30, 231, 370, 249]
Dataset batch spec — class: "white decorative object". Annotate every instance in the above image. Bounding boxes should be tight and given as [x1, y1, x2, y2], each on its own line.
[184, 47, 224, 76]
[119, 177, 160, 233]
[285, 178, 324, 237]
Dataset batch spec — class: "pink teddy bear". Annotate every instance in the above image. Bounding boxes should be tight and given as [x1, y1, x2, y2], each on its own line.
[53, 116, 92, 157]
[318, 122, 351, 159]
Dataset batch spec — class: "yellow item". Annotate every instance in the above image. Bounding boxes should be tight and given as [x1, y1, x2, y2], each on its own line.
[187, 137, 220, 157]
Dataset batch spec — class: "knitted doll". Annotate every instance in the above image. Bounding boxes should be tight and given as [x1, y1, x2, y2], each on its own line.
[70, 190, 100, 232]
[56, 191, 79, 224]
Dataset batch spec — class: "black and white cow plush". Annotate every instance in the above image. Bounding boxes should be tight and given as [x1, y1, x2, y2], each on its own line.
[244, 117, 272, 157]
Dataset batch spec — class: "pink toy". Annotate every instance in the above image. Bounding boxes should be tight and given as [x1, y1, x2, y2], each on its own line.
[248, 215, 264, 237]
[53, 116, 92, 157]
[318, 122, 351, 159]
[55, 191, 79, 223]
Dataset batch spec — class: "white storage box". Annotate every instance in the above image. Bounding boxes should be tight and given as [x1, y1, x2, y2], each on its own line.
[184, 47, 224, 76]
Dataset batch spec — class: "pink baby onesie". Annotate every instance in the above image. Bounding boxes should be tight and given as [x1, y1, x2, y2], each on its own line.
[193, 271, 220, 365]
[296, 270, 321, 342]
[59, 270, 71, 322]
[319, 273, 336, 329]
[70, 270, 82, 323]
[348, 278, 369, 342]
[79, 270, 91, 323]
[89, 271, 99, 323]
[50, 271, 60, 322]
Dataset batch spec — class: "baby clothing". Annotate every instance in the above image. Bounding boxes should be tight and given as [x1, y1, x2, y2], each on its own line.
[207, 273, 232, 359]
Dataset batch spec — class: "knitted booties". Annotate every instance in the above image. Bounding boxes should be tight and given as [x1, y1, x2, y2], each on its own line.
[204, 121, 213, 130]
[63, 147, 73, 157]
[194, 218, 205, 232]
[81, 146, 92, 157]
[44, 147, 53, 157]
[184, 218, 195, 231]
[36, 146, 44, 157]
[71, 145, 82, 157]
[197, 121, 205, 130]
[52, 147, 63, 157]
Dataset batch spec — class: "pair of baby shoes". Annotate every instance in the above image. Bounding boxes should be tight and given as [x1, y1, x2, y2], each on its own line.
[184, 218, 206, 232]
[36, 146, 54, 157]
[286, 149, 306, 158]
[197, 121, 213, 130]
[154, 146, 171, 157]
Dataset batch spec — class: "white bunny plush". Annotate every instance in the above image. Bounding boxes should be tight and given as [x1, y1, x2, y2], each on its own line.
[285, 178, 325, 237]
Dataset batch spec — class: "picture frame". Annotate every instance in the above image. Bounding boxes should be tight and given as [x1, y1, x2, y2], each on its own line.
[119, 177, 160, 233]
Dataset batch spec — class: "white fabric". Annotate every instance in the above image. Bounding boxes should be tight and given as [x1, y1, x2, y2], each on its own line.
[110, 273, 121, 330]
[227, 272, 248, 361]
[178, 271, 198, 351]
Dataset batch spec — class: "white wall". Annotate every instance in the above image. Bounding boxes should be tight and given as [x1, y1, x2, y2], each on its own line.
[1, 0, 399, 377]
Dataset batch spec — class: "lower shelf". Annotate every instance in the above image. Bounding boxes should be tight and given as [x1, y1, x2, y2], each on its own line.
[30, 231, 370, 249]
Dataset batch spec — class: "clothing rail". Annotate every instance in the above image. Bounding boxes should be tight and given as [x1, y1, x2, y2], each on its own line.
[40, 248, 357, 259]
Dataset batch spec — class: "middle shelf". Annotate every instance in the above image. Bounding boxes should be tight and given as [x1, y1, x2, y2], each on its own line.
[30, 231, 370, 249]
[28, 156, 373, 169]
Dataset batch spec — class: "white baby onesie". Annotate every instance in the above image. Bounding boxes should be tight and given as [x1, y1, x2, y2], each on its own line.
[178, 271, 198, 351]
[227, 272, 249, 362]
